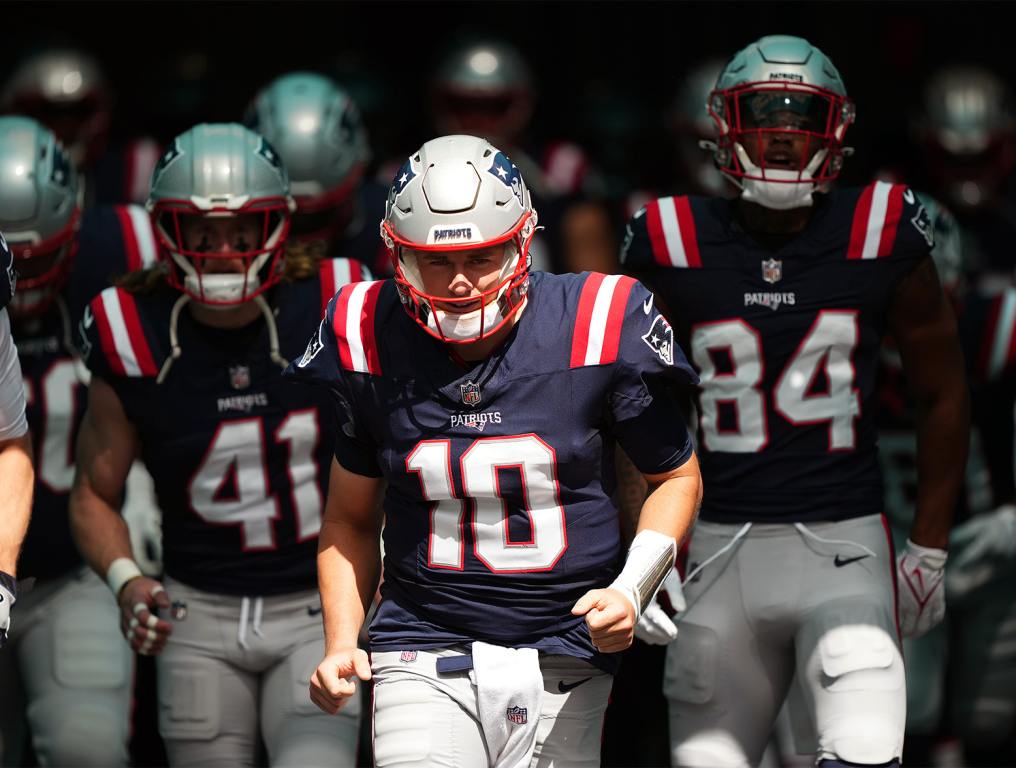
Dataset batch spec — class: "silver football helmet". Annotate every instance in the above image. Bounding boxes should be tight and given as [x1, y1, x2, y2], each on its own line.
[0, 116, 81, 316]
[381, 134, 537, 343]
[146, 123, 295, 306]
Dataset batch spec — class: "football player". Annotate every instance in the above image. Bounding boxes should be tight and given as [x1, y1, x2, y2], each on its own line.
[70, 123, 369, 766]
[1, 46, 161, 206]
[288, 134, 702, 767]
[244, 71, 389, 276]
[621, 36, 969, 767]
[0, 229, 33, 656]
[0, 116, 145, 767]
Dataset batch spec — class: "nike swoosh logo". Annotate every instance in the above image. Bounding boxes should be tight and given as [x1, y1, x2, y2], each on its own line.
[558, 677, 592, 693]
[643, 295, 654, 315]
[307, 606, 323, 616]
[834, 554, 871, 567]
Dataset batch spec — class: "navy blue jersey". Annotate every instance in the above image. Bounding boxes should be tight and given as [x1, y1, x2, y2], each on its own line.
[0, 231, 13, 311]
[78, 259, 367, 595]
[622, 181, 932, 524]
[14, 204, 150, 580]
[287, 271, 697, 671]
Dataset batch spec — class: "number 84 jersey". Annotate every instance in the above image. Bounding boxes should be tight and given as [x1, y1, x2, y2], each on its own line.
[287, 271, 697, 669]
[621, 182, 933, 524]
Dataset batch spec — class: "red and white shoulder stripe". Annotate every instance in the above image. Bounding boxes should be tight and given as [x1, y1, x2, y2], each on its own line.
[332, 280, 384, 375]
[113, 204, 159, 272]
[319, 258, 371, 315]
[570, 273, 637, 368]
[90, 287, 159, 378]
[979, 288, 1016, 381]
[847, 181, 907, 260]
[543, 142, 589, 196]
[644, 196, 702, 269]
[123, 138, 162, 206]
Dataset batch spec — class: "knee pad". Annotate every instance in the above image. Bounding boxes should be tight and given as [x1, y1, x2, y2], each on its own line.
[33, 703, 128, 767]
[816, 625, 904, 764]
[159, 662, 221, 742]
[663, 623, 719, 704]
[671, 733, 750, 768]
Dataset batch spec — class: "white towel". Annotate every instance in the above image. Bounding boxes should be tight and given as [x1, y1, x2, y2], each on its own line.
[472, 641, 544, 768]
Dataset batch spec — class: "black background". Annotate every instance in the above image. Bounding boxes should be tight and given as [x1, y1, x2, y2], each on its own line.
[4, 1, 1013, 197]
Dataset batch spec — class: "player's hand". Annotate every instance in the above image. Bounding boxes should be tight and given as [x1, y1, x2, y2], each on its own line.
[118, 577, 173, 656]
[0, 571, 16, 649]
[896, 539, 947, 638]
[310, 647, 372, 715]
[634, 569, 686, 645]
[571, 588, 636, 653]
[946, 505, 1016, 602]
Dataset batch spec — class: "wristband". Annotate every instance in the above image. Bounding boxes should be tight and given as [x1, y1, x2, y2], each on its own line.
[106, 558, 143, 597]
[609, 529, 676, 621]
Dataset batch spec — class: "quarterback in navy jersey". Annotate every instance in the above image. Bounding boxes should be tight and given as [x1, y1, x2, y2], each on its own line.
[621, 36, 969, 768]
[70, 123, 369, 767]
[290, 134, 701, 768]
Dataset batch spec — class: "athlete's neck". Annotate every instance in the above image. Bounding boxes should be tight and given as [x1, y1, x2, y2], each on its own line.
[734, 198, 813, 235]
[188, 300, 262, 330]
[448, 298, 527, 362]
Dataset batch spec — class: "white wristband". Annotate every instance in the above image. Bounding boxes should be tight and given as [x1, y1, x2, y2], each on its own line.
[609, 529, 677, 621]
[106, 558, 143, 597]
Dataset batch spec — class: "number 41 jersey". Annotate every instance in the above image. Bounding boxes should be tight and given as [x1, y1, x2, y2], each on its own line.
[622, 182, 933, 524]
[287, 271, 697, 670]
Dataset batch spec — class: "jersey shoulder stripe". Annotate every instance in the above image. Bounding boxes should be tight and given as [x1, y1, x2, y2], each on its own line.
[847, 181, 906, 260]
[113, 204, 159, 272]
[570, 272, 637, 368]
[332, 279, 384, 375]
[89, 286, 159, 377]
[978, 288, 1016, 381]
[645, 196, 702, 268]
[124, 138, 161, 206]
[318, 257, 372, 315]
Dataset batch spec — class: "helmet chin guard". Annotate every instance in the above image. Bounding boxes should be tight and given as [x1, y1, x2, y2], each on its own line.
[381, 134, 538, 344]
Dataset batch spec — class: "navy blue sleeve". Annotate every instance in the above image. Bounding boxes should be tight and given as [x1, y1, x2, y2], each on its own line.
[609, 280, 698, 475]
[0, 231, 14, 311]
[285, 295, 382, 478]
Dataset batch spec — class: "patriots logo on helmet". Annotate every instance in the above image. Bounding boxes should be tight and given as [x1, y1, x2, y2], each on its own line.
[257, 137, 283, 170]
[151, 141, 182, 187]
[642, 314, 675, 366]
[390, 159, 417, 203]
[50, 144, 73, 189]
[487, 152, 525, 208]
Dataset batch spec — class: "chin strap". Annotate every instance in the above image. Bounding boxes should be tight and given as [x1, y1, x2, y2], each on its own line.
[156, 294, 191, 384]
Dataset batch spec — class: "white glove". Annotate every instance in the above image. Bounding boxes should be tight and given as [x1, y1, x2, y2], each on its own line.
[0, 570, 16, 648]
[634, 568, 686, 645]
[946, 505, 1016, 602]
[896, 538, 947, 638]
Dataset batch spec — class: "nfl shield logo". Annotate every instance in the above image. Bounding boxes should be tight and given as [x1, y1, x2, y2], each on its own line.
[399, 650, 418, 664]
[506, 705, 527, 725]
[460, 380, 482, 407]
[229, 365, 251, 390]
[762, 258, 782, 284]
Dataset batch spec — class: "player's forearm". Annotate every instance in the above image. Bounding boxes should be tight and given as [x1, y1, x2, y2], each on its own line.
[911, 386, 970, 550]
[317, 516, 381, 654]
[638, 457, 702, 545]
[0, 433, 34, 575]
[69, 478, 134, 580]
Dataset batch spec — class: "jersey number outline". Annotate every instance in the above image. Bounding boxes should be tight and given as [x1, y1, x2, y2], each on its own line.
[24, 359, 85, 493]
[691, 311, 861, 452]
[407, 433, 568, 573]
[189, 410, 322, 550]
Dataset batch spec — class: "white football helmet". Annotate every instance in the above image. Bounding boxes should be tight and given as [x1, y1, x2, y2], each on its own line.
[381, 134, 537, 343]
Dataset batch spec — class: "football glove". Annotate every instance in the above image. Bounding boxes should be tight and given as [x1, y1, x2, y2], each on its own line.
[896, 538, 947, 638]
[0, 570, 16, 648]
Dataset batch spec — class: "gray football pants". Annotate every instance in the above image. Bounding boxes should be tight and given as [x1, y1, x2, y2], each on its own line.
[371, 647, 612, 767]
[666, 514, 905, 767]
[0, 567, 133, 767]
[156, 577, 360, 767]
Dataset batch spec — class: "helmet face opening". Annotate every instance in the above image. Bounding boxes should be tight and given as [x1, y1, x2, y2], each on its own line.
[7, 217, 80, 317]
[153, 202, 291, 306]
[711, 81, 853, 185]
[380, 135, 538, 344]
